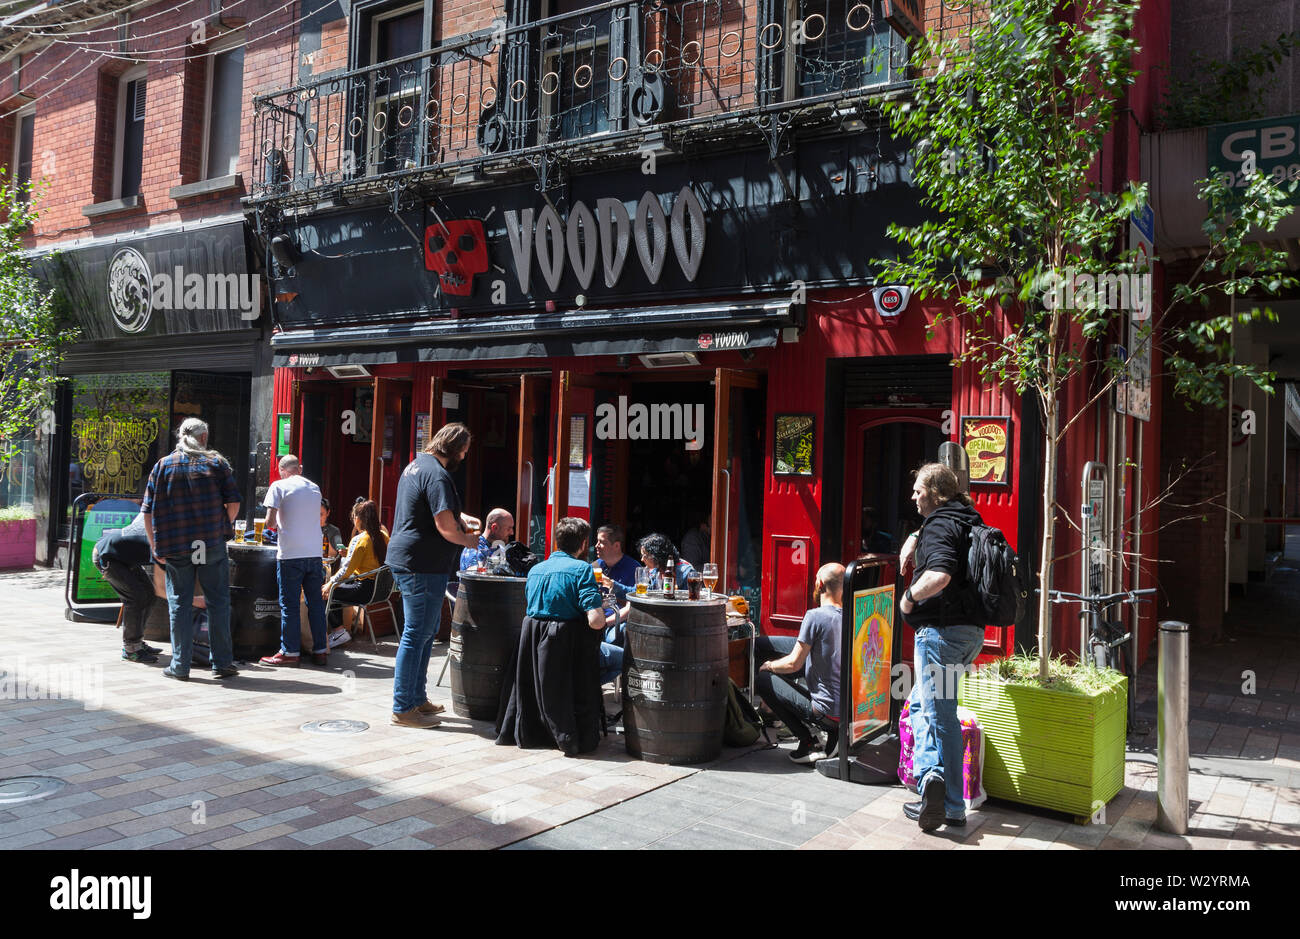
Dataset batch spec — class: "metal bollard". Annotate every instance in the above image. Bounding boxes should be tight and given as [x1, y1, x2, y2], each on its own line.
[1157, 620, 1190, 834]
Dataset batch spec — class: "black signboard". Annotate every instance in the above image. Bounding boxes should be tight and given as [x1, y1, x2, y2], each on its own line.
[272, 133, 921, 326]
[32, 220, 258, 342]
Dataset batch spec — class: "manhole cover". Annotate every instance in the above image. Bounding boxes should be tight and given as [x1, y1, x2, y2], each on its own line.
[0, 776, 67, 805]
[300, 720, 369, 735]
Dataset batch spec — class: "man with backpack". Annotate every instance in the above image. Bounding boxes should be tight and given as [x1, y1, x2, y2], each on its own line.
[898, 463, 987, 831]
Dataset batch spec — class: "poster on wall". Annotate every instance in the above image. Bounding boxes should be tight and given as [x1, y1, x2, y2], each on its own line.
[414, 413, 430, 453]
[774, 414, 815, 476]
[68, 372, 169, 501]
[961, 416, 1012, 486]
[850, 583, 895, 746]
[568, 415, 586, 467]
[276, 414, 292, 457]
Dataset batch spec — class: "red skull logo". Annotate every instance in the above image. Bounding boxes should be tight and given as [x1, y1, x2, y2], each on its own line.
[424, 219, 488, 296]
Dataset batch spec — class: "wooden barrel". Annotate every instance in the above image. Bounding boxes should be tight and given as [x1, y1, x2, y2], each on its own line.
[450, 571, 527, 721]
[142, 542, 283, 660]
[624, 596, 729, 765]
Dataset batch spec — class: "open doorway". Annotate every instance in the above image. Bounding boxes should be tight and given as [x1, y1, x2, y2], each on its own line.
[842, 411, 945, 562]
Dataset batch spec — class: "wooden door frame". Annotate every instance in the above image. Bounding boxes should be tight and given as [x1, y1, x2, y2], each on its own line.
[710, 367, 761, 578]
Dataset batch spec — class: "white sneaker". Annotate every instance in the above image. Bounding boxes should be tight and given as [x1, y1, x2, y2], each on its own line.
[789, 741, 826, 764]
[327, 628, 351, 646]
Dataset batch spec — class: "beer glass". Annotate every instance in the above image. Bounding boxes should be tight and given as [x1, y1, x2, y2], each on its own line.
[634, 567, 650, 596]
[233, 519, 247, 543]
[702, 563, 718, 599]
[686, 570, 703, 601]
[254, 518, 265, 545]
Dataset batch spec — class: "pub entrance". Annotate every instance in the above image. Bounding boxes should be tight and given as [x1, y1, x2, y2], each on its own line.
[552, 368, 766, 615]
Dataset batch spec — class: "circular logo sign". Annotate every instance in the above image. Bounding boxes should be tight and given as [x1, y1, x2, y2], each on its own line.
[878, 287, 904, 315]
[107, 247, 152, 334]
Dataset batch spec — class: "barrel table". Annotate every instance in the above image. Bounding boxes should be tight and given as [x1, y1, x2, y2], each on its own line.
[450, 571, 527, 720]
[623, 595, 729, 765]
[144, 541, 282, 660]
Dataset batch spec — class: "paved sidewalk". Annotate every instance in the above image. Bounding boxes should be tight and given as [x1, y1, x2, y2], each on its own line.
[1, 567, 1297, 850]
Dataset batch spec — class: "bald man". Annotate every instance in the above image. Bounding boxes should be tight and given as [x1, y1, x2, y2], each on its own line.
[459, 508, 514, 571]
[755, 562, 845, 764]
[260, 455, 329, 666]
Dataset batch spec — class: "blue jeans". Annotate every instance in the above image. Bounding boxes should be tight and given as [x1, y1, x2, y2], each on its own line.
[164, 540, 234, 674]
[598, 642, 623, 685]
[909, 624, 985, 819]
[390, 568, 450, 714]
[277, 556, 327, 655]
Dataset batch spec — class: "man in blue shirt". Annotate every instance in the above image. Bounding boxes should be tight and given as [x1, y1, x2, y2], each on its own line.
[458, 508, 514, 571]
[496, 516, 606, 755]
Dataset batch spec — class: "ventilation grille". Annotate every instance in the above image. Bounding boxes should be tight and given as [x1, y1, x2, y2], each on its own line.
[132, 79, 146, 121]
[843, 355, 953, 409]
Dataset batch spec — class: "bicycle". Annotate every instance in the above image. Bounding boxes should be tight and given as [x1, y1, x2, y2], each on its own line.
[1042, 587, 1157, 734]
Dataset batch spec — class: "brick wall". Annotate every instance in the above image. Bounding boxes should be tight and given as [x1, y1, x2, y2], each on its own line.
[1, 0, 300, 247]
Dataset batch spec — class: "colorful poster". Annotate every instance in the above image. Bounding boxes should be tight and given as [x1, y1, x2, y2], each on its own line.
[774, 414, 814, 475]
[962, 416, 1012, 486]
[851, 583, 895, 746]
[75, 498, 142, 603]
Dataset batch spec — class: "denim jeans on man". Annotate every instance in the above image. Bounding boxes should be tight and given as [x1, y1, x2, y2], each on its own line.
[164, 540, 234, 675]
[390, 568, 450, 713]
[754, 635, 838, 752]
[908, 624, 985, 819]
[277, 556, 328, 655]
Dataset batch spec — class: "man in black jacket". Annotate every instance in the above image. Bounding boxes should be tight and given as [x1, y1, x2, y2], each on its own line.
[898, 463, 986, 832]
[94, 514, 164, 664]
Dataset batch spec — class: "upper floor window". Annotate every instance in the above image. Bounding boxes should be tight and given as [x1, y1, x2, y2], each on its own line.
[114, 65, 147, 199]
[539, 0, 614, 142]
[366, 3, 426, 175]
[785, 0, 902, 99]
[204, 40, 245, 179]
[12, 107, 34, 199]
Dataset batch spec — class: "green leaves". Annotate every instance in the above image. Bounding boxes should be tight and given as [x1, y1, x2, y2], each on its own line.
[0, 172, 75, 462]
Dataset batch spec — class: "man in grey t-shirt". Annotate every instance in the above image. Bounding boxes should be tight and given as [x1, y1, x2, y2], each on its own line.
[755, 562, 844, 764]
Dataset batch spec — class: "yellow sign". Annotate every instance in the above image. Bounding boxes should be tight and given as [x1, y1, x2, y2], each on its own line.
[962, 417, 1010, 485]
[70, 416, 160, 494]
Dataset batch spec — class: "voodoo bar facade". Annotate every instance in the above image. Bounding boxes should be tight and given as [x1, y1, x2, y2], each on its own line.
[261, 127, 1034, 656]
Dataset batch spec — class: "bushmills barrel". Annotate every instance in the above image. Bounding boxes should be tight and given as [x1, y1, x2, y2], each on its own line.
[624, 595, 729, 764]
[450, 571, 527, 720]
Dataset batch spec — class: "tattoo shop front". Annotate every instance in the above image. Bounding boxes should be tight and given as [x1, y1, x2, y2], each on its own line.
[262, 134, 1027, 650]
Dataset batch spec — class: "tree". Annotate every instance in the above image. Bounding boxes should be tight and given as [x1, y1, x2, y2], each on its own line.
[0, 173, 73, 468]
[879, 0, 1295, 679]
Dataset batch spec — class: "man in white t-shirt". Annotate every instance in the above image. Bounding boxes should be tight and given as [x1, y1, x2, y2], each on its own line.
[259, 454, 329, 667]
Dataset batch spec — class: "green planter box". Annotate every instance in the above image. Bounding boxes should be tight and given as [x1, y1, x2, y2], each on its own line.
[959, 668, 1127, 818]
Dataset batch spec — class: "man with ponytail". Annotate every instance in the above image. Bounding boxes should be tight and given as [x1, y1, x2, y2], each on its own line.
[141, 418, 242, 682]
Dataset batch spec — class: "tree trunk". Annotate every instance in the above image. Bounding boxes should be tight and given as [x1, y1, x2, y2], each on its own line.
[1038, 393, 1058, 682]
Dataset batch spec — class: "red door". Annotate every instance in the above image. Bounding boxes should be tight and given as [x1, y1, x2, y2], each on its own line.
[843, 409, 1013, 666]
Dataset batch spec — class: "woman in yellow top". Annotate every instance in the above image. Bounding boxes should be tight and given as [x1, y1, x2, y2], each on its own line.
[323, 499, 389, 629]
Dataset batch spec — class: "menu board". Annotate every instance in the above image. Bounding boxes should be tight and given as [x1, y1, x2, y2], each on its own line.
[850, 583, 895, 746]
[74, 497, 142, 603]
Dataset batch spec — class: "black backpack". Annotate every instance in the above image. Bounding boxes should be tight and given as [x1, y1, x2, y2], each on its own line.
[962, 523, 1028, 627]
[503, 541, 542, 577]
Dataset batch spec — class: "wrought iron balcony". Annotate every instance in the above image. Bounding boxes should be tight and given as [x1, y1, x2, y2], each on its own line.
[250, 0, 976, 207]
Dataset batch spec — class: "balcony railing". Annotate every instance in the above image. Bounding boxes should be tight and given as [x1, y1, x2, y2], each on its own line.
[251, 0, 978, 203]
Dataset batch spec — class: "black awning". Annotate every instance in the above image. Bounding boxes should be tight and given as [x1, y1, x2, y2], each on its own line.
[272, 298, 794, 367]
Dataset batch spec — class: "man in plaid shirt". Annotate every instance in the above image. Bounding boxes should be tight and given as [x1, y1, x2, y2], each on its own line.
[141, 418, 242, 681]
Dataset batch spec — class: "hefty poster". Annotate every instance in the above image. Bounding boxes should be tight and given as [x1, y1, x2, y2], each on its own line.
[851, 584, 895, 746]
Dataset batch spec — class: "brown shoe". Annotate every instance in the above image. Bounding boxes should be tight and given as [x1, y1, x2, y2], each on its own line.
[391, 707, 441, 728]
[417, 700, 446, 715]
[259, 652, 299, 667]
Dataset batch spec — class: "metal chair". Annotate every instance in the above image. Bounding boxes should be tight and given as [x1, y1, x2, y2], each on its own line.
[435, 582, 460, 687]
[325, 565, 398, 649]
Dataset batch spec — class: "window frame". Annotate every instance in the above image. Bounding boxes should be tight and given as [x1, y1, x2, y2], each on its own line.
[365, 1, 427, 176]
[200, 31, 247, 181]
[538, 0, 614, 143]
[12, 104, 35, 198]
[111, 64, 148, 200]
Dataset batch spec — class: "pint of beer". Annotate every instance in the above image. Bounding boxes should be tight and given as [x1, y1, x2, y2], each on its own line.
[254, 518, 266, 544]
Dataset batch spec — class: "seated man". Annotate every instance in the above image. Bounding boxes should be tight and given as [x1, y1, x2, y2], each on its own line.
[594, 524, 641, 686]
[755, 562, 844, 765]
[321, 498, 345, 560]
[495, 516, 606, 756]
[459, 507, 514, 571]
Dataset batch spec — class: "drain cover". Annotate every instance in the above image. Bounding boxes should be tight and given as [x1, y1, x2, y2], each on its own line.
[300, 720, 369, 735]
[0, 776, 66, 805]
